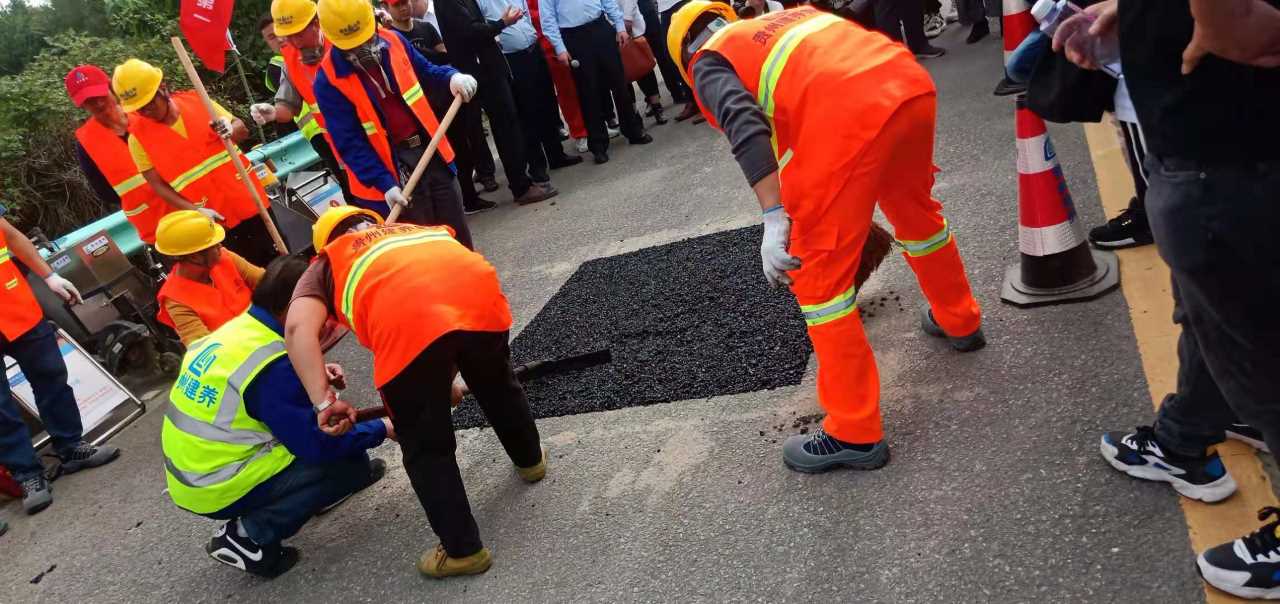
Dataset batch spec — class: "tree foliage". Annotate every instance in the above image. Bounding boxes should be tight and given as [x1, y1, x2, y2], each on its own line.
[0, 0, 277, 236]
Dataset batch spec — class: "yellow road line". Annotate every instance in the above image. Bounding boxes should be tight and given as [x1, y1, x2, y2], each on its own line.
[1082, 120, 1277, 604]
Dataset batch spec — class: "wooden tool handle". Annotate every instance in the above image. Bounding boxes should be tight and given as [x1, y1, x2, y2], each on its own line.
[386, 94, 465, 224]
[171, 37, 288, 256]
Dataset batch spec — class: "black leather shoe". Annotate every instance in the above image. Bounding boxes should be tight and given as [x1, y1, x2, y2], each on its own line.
[627, 133, 653, 145]
[548, 154, 583, 169]
[593, 151, 609, 164]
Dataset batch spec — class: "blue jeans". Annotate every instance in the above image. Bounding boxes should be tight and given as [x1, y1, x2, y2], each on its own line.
[1148, 156, 1280, 457]
[0, 320, 83, 482]
[204, 452, 375, 546]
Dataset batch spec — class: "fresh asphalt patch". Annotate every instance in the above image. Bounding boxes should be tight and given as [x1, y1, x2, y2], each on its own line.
[452, 225, 812, 428]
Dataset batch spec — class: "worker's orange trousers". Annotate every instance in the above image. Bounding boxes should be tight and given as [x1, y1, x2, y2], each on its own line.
[542, 43, 588, 140]
[788, 93, 982, 445]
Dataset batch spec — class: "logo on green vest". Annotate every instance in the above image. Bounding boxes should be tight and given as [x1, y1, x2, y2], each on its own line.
[178, 343, 223, 406]
[188, 343, 222, 377]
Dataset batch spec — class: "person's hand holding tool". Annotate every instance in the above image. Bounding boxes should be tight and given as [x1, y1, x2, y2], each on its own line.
[44, 274, 82, 305]
[385, 185, 410, 209]
[325, 363, 346, 391]
[760, 205, 800, 287]
[450, 73, 479, 102]
[316, 391, 356, 435]
[210, 116, 235, 140]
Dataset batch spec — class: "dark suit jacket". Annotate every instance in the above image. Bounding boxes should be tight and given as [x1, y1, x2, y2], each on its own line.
[433, 0, 513, 81]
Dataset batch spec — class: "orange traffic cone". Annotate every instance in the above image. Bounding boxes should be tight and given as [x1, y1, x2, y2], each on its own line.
[1002, 0, 1037, 62]
[1001, 97, 1119, 306]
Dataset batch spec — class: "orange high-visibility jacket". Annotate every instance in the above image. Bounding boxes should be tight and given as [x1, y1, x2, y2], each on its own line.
[155, 253, 253, 334]
[76, 116, 167, 244]
[282, 42, 335, 145]
[0, 228, 43, 340]
[321, 224, 511, 387]
[128, 91, 270, 229]
[318, 28, 455, 201]
[692, 7, 935, 245]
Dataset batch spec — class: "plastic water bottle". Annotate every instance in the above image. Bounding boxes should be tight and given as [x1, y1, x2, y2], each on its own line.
[1030, 0, 1122, 78]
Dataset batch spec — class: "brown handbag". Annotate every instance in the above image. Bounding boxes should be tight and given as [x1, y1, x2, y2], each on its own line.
[622, 36, 658, 82]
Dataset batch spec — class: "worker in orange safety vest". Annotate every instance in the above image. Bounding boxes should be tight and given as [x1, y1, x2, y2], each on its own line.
[668, 2, 986, 473]
[285, 205, 545, 580]
[0, 215, 120, 516]
[65, 65, 168, 244]
[113, 58, 279, 268]
[153, 211, 263, 346]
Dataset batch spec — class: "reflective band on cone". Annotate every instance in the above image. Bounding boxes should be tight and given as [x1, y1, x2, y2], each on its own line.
[1000, 97, 1120, 307]
[1002, 0, 1036, 60]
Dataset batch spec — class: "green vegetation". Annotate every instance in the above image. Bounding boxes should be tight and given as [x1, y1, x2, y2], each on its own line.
[0, 0, 277, 236]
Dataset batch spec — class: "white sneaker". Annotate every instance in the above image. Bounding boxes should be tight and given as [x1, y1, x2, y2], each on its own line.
[575, 138, 588, 153]
[607, 126, 621, 139]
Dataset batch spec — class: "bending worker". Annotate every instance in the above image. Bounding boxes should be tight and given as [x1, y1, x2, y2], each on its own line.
[285, 206, 546, 579]
[668, 2, 985, 473]
[252, 0, 352, 201]
[153, 211, 264, 347]
[312, 0, 484, 248]
[65, 65, 167, 245]
[162, 255, 393, 579]
[112, 58, 279, 268]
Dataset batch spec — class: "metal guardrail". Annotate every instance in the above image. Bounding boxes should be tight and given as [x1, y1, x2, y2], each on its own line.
[48, 132, 321, 258]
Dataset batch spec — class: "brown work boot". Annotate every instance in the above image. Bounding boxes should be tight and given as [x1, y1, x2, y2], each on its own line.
[417, 544, 493, 579]
[514, 183, 558, 206]
[516, 446, 547, 483]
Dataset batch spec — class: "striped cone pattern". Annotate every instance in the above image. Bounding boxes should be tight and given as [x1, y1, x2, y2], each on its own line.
[1014, 102, 1083, 257]
[1002, 0, 1037, 61]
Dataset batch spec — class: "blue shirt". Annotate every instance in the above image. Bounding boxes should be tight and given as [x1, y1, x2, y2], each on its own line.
[313, 29, 460, 198]
[240, 305, 387, 463]
[539, 0, 625, 55]
[478, 0, 539, 53]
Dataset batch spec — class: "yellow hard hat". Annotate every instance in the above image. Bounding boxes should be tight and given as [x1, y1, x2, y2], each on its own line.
[273, 0, 318, 37]
[318, 0, 377, 50]
[667, 1, 737, 87]
[312, 205, 383, 251]
[154, 210, 225, 257]
[112, 58, 164, 113]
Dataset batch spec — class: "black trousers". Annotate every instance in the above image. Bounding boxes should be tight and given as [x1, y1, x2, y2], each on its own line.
[392, 147, 474, 250]
[562, 17, 645, 153]
[874, 0, 929, 52]
[309, 135, 352, 203]
[506, 43, 570, 182]
[634, 0, 664, 101]
[657, 0, 693, 103]
[380, 330, 542, 557]
[440, 99, 489, 203]
[224, 213, 280, 267]
[475, 65, 534, 196]
[470, 114, 496, 181]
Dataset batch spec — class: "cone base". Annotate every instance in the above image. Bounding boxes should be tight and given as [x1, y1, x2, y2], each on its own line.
[1000, 248, 1120, 307]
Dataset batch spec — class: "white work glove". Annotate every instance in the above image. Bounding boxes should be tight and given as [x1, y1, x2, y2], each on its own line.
[249, 103, 277, 126]
[197, 207, 226, 223]
[45, 274, 83, 305]
[760, 206, 801, 287]
[385, 186, 409, 208]
[210, 116, 235, 140]
[449, 73, 479, 102]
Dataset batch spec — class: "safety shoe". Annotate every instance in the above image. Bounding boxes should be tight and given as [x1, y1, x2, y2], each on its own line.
[1197, 507, 1280, 600]
[516, 447, 548, 483]
[21, 475, 52, 515]
[58, 442, 120, 474]
[318, 458, 388, 515]
[478, 175, 500, 193]
[464, 198, 497, 215]
[1227, 424, 1271, 453]
[418, 544, 493, 579]
[206, 520, 300, 578]
[782, 427, 889, 473]
[1100, 427, 1237, 503]
[920, 309, 986, 352]
[1089, 205, 1153, 249]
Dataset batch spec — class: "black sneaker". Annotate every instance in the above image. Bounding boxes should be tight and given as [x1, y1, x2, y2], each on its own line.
[1099, 427, 1236, 502]
[58, 442, 120, 474]
[1088, 205, 1153, 249]
[913, 44, 946, 59]
[206, 520, 300, 578]
[477, 175, 499, 193]
[463, 198, 496, 215]
[1197, 507, 1280, 599]
[992, 75, 1027, 96]
[965, 18, 990, 44]
[921, 309, 986, 352]
[1227, 424, 1271, 453]
[593, 151, 609, 165]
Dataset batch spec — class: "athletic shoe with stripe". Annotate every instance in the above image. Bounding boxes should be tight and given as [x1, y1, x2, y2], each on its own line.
[1197, 507, 1280, 600]
[1099, 426, 1236, 503]
[206, 520, 299, 578]
[782, 427, 889, 473]
[1088, 205, 1153, 249]
[1227, 424, 1271, 453]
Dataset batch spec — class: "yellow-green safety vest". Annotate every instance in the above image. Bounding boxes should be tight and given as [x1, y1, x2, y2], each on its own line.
[161, 311, 296, 514]
[265, 55, 285, 93]
[294, 99, 324, 141]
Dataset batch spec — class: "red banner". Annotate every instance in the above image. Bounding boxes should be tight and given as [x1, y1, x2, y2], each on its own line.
[179, 0, 236, 73]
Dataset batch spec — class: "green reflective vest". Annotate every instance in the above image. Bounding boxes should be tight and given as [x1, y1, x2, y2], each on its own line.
[265, 55, 285, 94]
[295, 99, 323, 140]
[161, 311, 296, 514]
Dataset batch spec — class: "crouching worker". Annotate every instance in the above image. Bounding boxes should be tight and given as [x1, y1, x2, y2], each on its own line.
[285, 206, 545, 579]
[154, 210, 265, 346]
[161, 255, 394, 578]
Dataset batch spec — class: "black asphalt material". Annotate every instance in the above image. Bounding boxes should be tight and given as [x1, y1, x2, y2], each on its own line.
[452, 226, 813, 428]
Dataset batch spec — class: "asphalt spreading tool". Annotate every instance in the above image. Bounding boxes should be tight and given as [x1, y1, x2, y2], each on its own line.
[336, 349, 614, 424]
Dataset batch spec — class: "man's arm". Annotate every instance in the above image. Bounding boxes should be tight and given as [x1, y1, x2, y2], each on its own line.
[271, 75, 304, 123]
[691, 53, 779, 211]
[313, 72, 400, 195]
[1184, 0, 1280, 72]
[0, 218, 54, 278]
[242, 357, 387, 463]
[540, 0, 567, 55]
[76, 142, 120, 207]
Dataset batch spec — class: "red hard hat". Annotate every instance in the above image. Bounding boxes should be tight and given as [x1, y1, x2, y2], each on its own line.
[65, 65, 112, 107]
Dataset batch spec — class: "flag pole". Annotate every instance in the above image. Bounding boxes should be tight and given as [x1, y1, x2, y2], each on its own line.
[226, 31, 268, 144]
